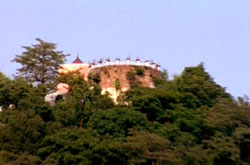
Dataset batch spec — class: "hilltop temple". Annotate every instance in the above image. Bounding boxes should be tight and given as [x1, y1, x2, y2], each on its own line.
[45, 56, 162, 104]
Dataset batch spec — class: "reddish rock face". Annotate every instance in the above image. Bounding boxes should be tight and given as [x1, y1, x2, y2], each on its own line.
[90, 65, 162, 90]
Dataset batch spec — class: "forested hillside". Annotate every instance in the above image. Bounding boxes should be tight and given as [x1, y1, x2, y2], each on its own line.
[0, 63, 250, 165]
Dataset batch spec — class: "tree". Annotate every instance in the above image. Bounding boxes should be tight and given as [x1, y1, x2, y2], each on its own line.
[172, 63, 231, 108]
[54, 73, 114, 127]
[0, 151, 42, 165]
[38, 128, 127, 164]
[0, 110, 46, 154]
[0, 73, 13, 108]
[13, 38, 68, 87]
[87, 107, 149, 136]
[124, 131, 180, 164]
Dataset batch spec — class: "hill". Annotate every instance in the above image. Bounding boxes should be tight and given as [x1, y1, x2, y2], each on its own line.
[0, 64, 250, 164]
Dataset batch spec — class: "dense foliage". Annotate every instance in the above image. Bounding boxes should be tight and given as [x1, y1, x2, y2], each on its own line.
[0, 64, 250, 165]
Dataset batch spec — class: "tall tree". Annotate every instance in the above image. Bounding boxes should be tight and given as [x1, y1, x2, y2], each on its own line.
[13, 38, 68, 86]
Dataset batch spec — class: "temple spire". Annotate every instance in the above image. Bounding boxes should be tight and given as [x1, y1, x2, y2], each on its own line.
[72, 53, 83, 64]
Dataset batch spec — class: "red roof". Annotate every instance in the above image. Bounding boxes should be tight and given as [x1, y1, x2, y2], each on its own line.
[72, 56, 83, 64]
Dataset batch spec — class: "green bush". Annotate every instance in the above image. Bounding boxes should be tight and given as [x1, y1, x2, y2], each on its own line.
[135, 67, 144, 76]
[115, 79, 120, 91]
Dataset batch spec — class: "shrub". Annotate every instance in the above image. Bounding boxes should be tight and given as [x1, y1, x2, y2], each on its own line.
[135, 67, 144, 76]
[115, 79, 120, 91]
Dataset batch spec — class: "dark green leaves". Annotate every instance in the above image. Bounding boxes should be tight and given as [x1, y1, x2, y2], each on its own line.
[87, 107, 149, 136]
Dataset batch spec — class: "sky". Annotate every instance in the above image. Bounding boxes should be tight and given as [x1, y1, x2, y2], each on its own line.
[0, 0, 249, 97]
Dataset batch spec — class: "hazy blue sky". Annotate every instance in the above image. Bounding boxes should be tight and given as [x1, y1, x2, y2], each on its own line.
[0, 0, 249, 97]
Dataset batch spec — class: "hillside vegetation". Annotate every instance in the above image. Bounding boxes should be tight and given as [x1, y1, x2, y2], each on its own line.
[0, 64, 250, 165]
